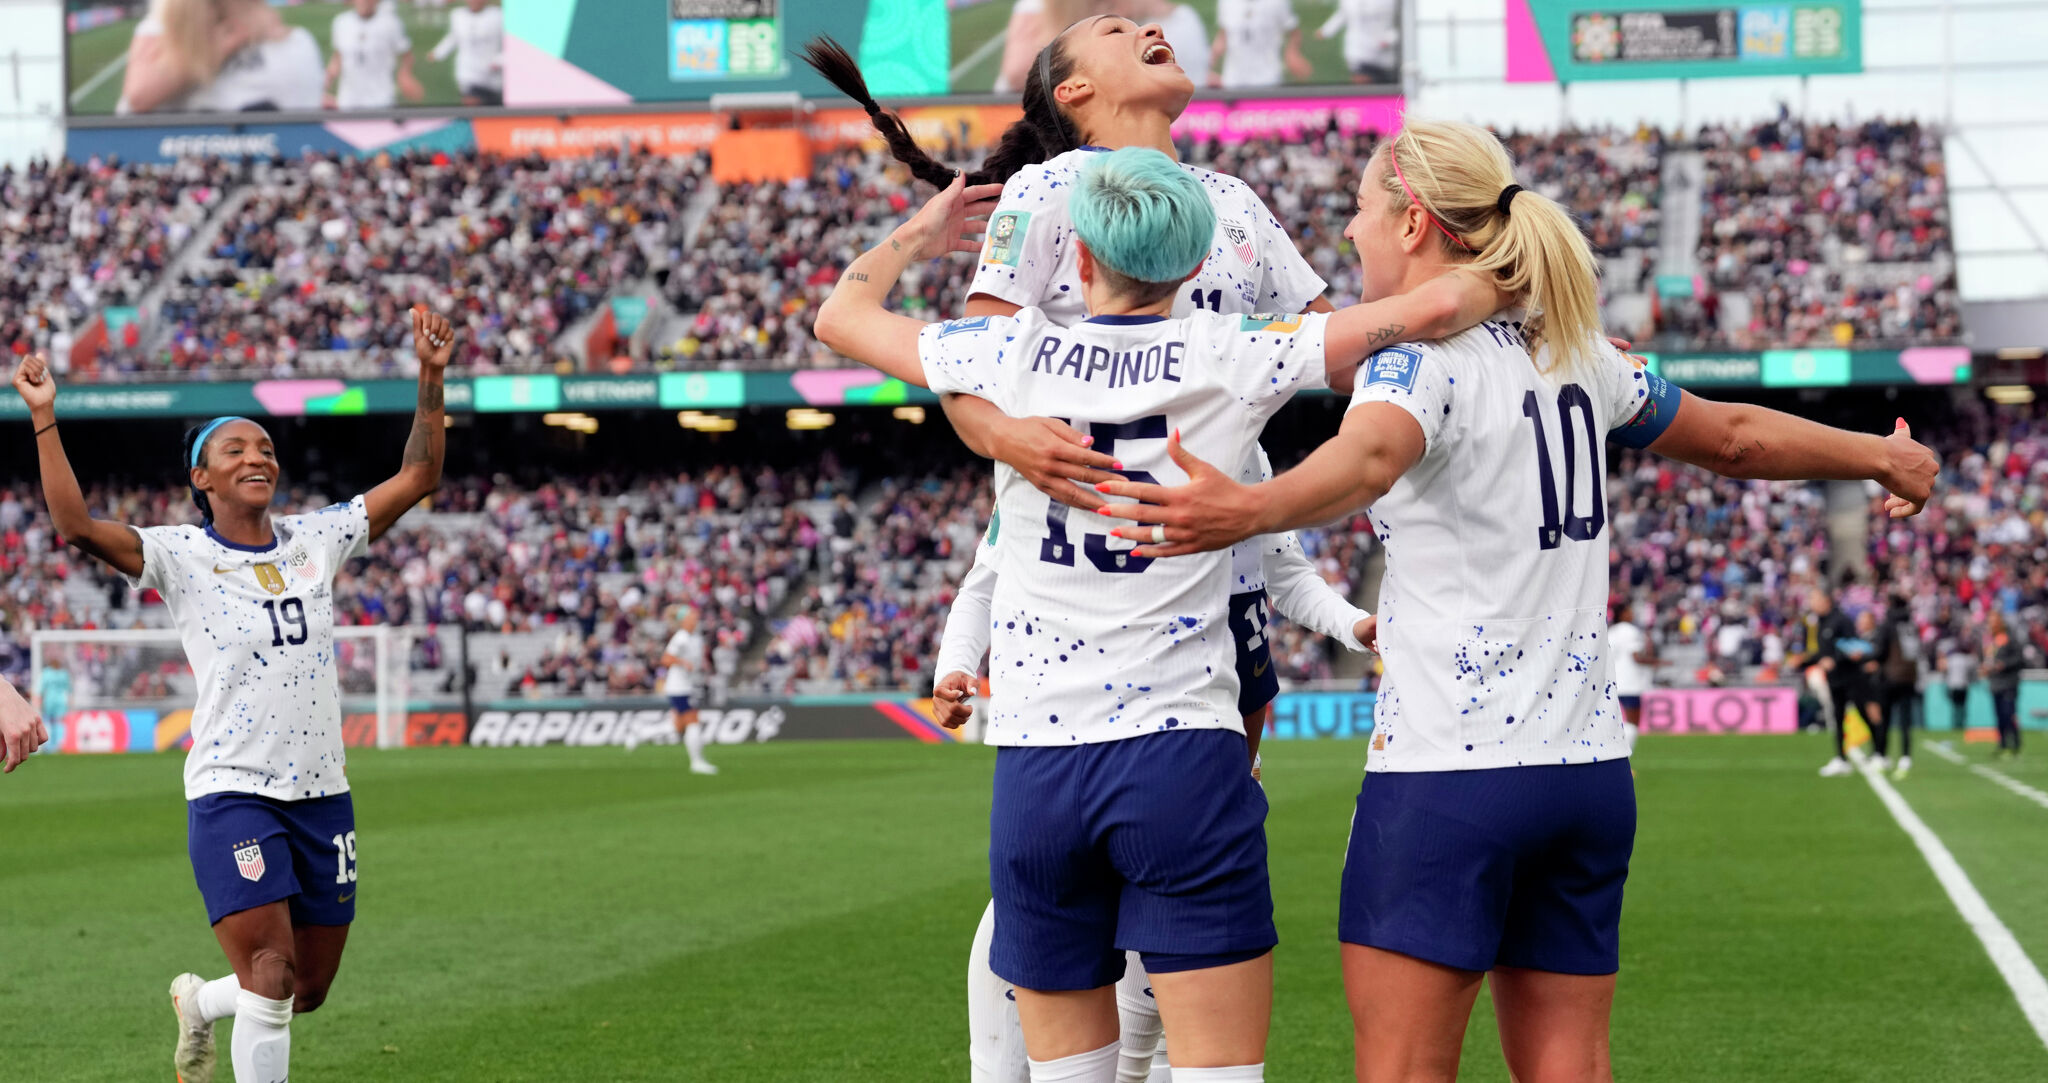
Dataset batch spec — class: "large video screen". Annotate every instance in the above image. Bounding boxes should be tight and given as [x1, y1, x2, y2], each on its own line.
[949, 0, 1401, 95]
[67, 0, 510, 115]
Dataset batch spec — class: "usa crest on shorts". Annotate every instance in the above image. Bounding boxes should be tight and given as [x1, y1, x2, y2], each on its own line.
[233, 841, 266, 882]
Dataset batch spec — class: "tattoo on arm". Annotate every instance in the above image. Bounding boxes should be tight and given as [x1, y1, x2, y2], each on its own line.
[402, 378, 445, 468]
[1366, 324, 1407, 348]
[847, 272, 870, 283]
[889, 239, 902, 252]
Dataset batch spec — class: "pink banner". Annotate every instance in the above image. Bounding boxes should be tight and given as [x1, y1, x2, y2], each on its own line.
[1638, 687, 1799, 735]
[1171, 97, 1406, 145]
[1503, 0, 1558, 83]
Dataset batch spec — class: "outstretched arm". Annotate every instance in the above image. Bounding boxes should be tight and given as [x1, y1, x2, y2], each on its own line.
[813, 176, 1005, 385]
[365, 307, 453, 541]
[1321, 271, 1506, 386]
[13, 354, 145, 578]
[1648, 397, 1936, 517]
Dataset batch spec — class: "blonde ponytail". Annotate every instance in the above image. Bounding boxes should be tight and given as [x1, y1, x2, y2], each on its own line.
[1378, 118, 1603, 378]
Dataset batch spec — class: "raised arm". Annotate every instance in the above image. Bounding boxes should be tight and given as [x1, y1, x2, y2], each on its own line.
[1647, 396, 1936, 517]
[13, 354, 146, 578]
[364, 307, 453, 541]
[813, 175, 1005, 385]
[1322, 270, 1504, 385]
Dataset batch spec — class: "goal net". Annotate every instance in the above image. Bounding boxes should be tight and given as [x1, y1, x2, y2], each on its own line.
[29, 626, 412, 753]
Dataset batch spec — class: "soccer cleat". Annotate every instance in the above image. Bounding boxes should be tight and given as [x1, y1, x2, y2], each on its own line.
[1818, 757, 1854, 778]
[169, 973, 217, 1083]
[1893, 756, 1912, 779]
[1869, 754, 1889, 773]
[690, 761, 720, 775]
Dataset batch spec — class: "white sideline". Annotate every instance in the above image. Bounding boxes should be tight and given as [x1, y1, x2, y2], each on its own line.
[1860, 760, 2048, 1048]
[1926, 742, 2048, 812]
[950, 30, 1008, 84]
[70, 53, 129, 108]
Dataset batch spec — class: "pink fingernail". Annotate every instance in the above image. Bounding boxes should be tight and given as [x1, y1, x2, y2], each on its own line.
[1110, 461, 1124, 471]
[1082, 436, 1094, 447]
[1096, 482, 1113, 493]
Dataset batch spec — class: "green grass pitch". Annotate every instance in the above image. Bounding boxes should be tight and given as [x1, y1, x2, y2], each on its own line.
[68, 3, 468, 116]
[6, 735, 2048, 1080]
[948, 1, 1367, 95]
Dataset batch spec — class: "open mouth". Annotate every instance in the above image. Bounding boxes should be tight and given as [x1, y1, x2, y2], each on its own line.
[237, 474, 274, 490]
[1142, 42, 1177, 67]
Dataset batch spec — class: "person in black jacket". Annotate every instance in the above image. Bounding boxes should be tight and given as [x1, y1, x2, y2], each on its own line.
[1872, 594, 1925, 778]
[1792, 587, 1862, 777]
[1984, 612, 2024, 759]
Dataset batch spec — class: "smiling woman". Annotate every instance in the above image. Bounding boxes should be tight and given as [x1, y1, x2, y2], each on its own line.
[8, 304, 458, 1083]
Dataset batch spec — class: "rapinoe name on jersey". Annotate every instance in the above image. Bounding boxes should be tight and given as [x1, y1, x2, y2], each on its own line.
[1028, 334, 1185, 389]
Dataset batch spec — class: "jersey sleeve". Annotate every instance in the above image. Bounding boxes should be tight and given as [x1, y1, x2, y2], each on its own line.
[934, 544, 999, 681]
[1603, 344, 1684, 449]
[124, 526, 183, 595]
[1260, 532, 1370, 650]
[294, 495, 372, 573]
[919, 312, 1030, 407]
[966, 163, 1069, 308]
[1347, 341, 1452, 452]
[1252, 202, 1328, 312]
[1215, 310, 1331, 421]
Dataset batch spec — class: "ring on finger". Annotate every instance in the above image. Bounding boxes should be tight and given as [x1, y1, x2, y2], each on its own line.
[1150, 525, 1167, 545]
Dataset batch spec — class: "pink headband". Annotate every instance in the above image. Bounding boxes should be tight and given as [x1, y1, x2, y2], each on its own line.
[1388, 145, 1477, 253]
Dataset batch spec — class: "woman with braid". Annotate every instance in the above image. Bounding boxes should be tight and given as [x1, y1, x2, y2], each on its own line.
[11, 307, 456, 1083]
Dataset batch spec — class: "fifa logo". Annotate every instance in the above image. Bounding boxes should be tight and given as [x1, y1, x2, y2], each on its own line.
[252, 563, 288, 596]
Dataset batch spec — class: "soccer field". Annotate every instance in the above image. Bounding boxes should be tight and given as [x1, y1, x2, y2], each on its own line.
[6, 735, 2048, 1080]
[67, 3, 467, 115]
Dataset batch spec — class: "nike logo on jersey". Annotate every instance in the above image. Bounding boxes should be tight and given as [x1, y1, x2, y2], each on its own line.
[338, 891, 354, 904]
[213, 565, 238, 574]
[1252, 660, 1270, 678]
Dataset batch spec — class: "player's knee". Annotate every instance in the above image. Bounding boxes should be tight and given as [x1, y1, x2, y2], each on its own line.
[293, 980, 330, 1014]
[246, 946, 296, 1001]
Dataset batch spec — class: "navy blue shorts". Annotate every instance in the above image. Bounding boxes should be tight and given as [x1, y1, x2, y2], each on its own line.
[1229, 590, 1279, 717]
[668, 695, 695, 713]
[1339, 760, 1635, 975]
[989, 728, 1274, 991]
[1618, 694, 1642, 712]
[189, 792, 357, 926]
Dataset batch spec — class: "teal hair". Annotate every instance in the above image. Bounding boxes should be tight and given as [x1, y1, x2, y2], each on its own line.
[1069, 148, 1215, 287]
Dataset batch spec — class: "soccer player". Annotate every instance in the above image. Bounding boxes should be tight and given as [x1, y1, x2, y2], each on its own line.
[816, 147, 1500, 1081]
[11, 306, 455, 1083]
[116, 0, 324, 114]
[662, 606, 718, 775]
[1209, 0, 1311, 89]
[1317, 0, 1401, 85]
[327, 0, 424, 110]
[430, 0, 503, 106]
[1608, 601, 1656, 752]
[1091, 118, 1938, 1083]
[31, 651, 72, 740]
[1, 675, 49, 773]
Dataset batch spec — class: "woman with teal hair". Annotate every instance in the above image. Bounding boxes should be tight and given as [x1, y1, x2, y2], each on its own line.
[10, 307, 459, 1083]
[816, 147, 1500, 1082]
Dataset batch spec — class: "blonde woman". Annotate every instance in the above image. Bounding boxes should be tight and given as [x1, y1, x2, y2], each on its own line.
[117, 0, 323, 114]
[1097, 118, 1938, 1082]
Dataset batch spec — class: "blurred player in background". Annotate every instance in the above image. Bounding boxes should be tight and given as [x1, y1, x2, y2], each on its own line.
[1093, 118, 1936, 1083]
[116, 0, 323, 114]
[1210, 0, 1311, 89]
[1608, 600, 1656, 753]
[1984, 612, 2023, 759]
[662, 606, 718, 776]
[431, 0, 503, 107]
[327, 0, 424, 111]
[31, 649, 72, 740]
[1872, 593, 1923, 778]
[1317, 0, 1400, 85]
[1794, 587, 1860, 776]
[2, 675, 49, 773]
[11, 307, 453, 1083]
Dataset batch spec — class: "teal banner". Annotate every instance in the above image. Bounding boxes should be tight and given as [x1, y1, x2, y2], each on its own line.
[1507, 0, 1861, 83]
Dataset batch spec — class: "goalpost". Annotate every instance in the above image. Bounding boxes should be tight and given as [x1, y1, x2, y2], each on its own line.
[29, 626, 413, 751]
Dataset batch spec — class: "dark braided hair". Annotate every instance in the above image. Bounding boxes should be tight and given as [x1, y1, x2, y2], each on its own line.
[799, 35, 1081, 189]
[180, 425, 216, 525]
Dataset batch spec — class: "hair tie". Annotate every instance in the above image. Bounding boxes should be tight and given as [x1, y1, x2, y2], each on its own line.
[862, 101, 880, 117]
[1497, 184, 1525, 217]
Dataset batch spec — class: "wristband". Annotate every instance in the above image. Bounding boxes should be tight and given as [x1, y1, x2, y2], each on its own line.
[34, 421, 56, 437]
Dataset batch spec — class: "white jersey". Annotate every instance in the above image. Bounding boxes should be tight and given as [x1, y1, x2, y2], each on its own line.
[1350, 314, 1668, 772]
[332, 9, 412, 110]
[125, 497, 371, 801]
[663, 629, 704, 697]
[921, 307, 1329, 745]
[971, 146, 1326, 596]
[432, 5, 504, 91]
[1319, 0, 1400, 70]
[118, 18, 323, 114]
[1608, 621, 1650, 696]
[1215, 0, 1298, 88]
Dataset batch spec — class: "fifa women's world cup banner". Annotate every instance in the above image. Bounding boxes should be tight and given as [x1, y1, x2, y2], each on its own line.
[1505, 0, 1861, 82]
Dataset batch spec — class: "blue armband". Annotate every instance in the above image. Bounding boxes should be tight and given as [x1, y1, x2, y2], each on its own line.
[1611, 366, 1682, 449]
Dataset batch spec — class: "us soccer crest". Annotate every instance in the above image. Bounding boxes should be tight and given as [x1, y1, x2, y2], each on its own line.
[1223, 221, 1255, 265]
[252, 562, 288, 595]
[233, 842, 266, 882]
[286, 546, 318, 582]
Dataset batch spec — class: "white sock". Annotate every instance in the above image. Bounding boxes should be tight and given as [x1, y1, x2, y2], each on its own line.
[1171, 1067, 1262, 1082]
[1150, 1041, 1172, 1083]
[231, 989, 292, 1083]
[1029, 1040, 1120, 1083]
[968, 900, 1029, 1083]
[197, 975, 242, 1022]
[1624, 721, 1640, 754]
[684, 722, 712, 767]
[1114, 952, 1162, 1083]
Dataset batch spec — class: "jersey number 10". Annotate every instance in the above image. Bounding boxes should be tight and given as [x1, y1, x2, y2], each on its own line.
[1522, 385, 1606, 550]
